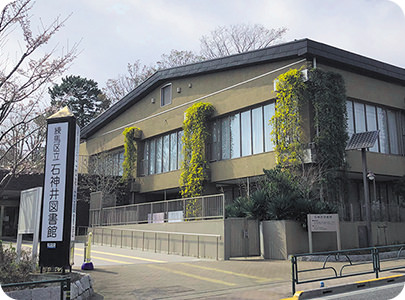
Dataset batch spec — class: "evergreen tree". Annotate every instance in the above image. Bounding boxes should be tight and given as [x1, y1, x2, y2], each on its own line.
[49, 75, 110, 127]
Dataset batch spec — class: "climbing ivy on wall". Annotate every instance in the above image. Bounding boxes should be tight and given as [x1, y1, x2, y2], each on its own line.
[270, 68, 307, 168]
[308, 69, 348, 170]
[122, 127, 141, 180]
[270, 67, 348, 202]
[180, 102, 215, 201]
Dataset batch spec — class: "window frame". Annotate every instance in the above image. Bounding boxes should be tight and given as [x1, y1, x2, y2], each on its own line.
[160, 83, 172, 107]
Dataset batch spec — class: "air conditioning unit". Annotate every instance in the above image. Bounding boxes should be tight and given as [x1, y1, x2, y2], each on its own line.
[301, 69, 308, 82]
[303, 148, 316, 164]
[273, 79, 279, 91]
[130, 181, 141, 192]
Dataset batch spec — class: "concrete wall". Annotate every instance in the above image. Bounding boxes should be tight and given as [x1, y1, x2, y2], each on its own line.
[261, 220, 405, 260]
[91, 219, 225, 260]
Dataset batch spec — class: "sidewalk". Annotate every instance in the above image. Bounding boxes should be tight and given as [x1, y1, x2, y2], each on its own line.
[75, 246, 405, 300]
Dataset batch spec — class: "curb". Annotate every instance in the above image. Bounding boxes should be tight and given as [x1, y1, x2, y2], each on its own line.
[283, 275, 405, 300]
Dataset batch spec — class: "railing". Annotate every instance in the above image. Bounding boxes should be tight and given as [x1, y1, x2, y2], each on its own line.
[291, 244, 405, 294]
[91, 227, 222, 260]
[89, 194, 225, 226]
[338, 203, 405, 222]
[1, 277, 71, 300]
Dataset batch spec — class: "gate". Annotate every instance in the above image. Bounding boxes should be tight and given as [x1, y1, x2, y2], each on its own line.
[226, 218, 260, 257]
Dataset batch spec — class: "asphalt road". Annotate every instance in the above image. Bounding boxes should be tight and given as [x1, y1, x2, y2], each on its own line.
[13, 241, 405, 299]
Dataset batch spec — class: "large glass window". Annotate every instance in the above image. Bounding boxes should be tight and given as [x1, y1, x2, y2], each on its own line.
[347, 100, 403, 155]
[211, 103, 275, 161]
[241, 111, 252, 157]
[91, 149, 124, 177]
[143, 130, 183, 176]
[170, 132, 178, 171]
[156, 136, 162, 174]
[366, 105, 378, 152]
[377, 107, 389, 154]
[387, 110, 399, 154]
[230, 114, 240, 158]
[252, 107, 264, 154]
[264, 103, 275, 152]
[162, 135, 170, 172]
[354, 102, 366, 133]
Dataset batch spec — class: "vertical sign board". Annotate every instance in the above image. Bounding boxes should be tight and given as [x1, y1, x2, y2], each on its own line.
[307, 214, 341, 253]
[39, 111, 79, 269]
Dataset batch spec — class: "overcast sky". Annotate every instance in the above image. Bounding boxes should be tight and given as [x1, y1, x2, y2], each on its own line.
[3, 0, 405, 91]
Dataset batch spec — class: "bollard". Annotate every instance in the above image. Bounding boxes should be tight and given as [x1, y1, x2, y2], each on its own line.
[81, 232, 94, 270]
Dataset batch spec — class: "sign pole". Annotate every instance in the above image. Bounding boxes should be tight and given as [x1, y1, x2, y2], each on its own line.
[307, 214, 313, 253]
[39, 107, 79, 271]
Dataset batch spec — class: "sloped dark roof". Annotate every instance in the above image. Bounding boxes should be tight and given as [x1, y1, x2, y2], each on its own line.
[0, 171, 43, 191]
[81, 38, 405, 139]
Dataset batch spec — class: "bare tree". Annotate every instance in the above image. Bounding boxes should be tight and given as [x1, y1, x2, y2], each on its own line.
[200, 24, 287, 59]
[104, 24, 287, 103]
[0, 0, 78, 190]
[104, 50, 204, 104]
[103, 61, 155, 104]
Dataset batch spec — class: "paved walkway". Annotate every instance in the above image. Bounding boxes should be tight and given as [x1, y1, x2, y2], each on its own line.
[15, 241, 405, 299]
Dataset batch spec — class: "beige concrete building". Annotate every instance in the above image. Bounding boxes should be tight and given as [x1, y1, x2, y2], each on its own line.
[80, 39, 405, 225]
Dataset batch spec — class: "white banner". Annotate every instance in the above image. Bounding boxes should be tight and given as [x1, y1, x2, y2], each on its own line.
[41, 122, 68, 242]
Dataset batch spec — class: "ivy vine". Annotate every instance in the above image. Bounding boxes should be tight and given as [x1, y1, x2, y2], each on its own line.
[270, 68, 306, 168]
[180, 102, 215, 202]
[271, 68, 348, 202]
[308, 69, 348, 170]
[122, 127, 141, 180]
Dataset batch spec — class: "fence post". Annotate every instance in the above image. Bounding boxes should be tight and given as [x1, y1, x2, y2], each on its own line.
[101, 228, 104, 246]
[110, 229, 113, 247]
[168, 233, 170, 254]
[216, 236, 219, 260]
[202, 196, 205, 219]
[121, 230, 123, 248]
[222, 194, 225, 219]
[374, 247, 380, 278]
[291, 255, 296, 295]
[197, 236, 200, 258]
[131, 231, 134, 249]
[142, 232, 145, 251]
[182, 234, 184, 256]
[155, 232, 157, 253]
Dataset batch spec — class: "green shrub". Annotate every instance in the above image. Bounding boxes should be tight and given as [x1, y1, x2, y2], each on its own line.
[226, 167, 337, 227]
[0, 241, 37, 284]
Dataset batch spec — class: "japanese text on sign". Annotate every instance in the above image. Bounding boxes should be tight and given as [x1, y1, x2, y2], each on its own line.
[41, 123, 68, 242]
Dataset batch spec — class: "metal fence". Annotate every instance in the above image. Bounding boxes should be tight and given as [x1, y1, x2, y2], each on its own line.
[291, 243, 405, 294]
[338, 203, 405, 222]
[91, 227, 222, 259]
[89, 194, 225, 226]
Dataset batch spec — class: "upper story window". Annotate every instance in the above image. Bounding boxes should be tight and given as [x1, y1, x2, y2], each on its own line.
[210, 102, 275, 161]
[161, 84, 172, 106]
[346, 99, 404, 155]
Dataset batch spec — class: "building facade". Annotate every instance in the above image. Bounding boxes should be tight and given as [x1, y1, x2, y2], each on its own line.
[80, 39, 405, 223]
